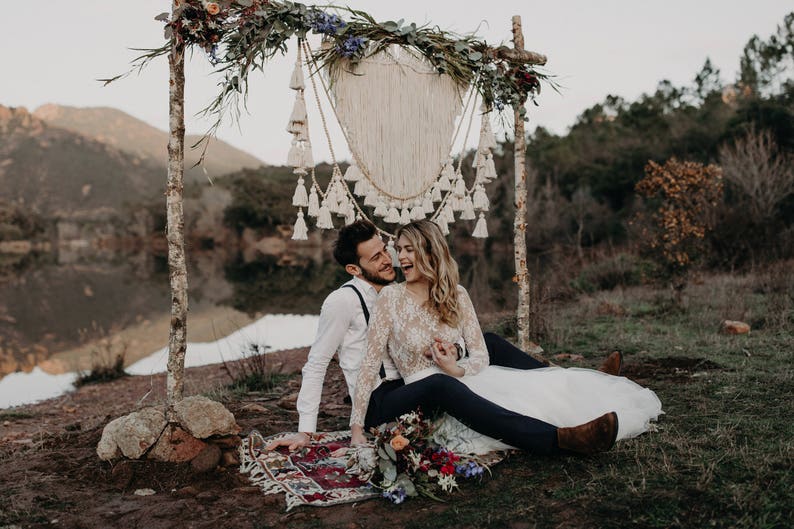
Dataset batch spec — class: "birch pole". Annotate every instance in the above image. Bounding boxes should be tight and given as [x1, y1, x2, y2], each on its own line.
[165, 2, 188, 414]
[511, 15, 531, 352]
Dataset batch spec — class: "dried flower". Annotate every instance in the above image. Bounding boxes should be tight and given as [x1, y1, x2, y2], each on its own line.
[390, 434, 410, 451]
[205, 2, 220, 15]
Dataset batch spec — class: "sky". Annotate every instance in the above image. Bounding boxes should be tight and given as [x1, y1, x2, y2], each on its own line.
[2, 1, 792, 165]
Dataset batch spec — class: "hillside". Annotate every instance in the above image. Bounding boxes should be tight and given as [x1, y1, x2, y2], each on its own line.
[33, 104, 264, 182]
[0, 105, 163, 217]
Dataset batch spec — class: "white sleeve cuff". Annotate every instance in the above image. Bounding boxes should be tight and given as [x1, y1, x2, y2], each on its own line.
[298, 414, 318, 433]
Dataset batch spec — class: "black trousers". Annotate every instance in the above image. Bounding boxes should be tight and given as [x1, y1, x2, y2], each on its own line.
[364, 333, 559, 455]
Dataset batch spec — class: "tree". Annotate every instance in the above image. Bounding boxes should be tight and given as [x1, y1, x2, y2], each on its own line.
[719, 126, 794, 223]
[634, 158, 723, 301]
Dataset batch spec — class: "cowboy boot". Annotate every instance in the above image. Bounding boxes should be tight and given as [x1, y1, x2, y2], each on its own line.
[557, 412, 619, 454]
[598, 351, 623, 376]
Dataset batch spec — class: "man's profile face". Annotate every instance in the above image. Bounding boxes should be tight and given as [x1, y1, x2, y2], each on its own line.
[355, 235, 396, 286]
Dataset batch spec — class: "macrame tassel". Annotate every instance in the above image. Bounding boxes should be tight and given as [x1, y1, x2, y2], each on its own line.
[307, 186, 319, 217]
[410, 202, 425, 220]
[288, 120, 309, 141]
[292, 177, 308, 207]
[374, 198, 388, 218]
[353, 178, 368, 197]
[344, 207, 356, 225]
[454, 176, 466, 197]
[434, 216, 450, 235]
[337, 199, 352, 218]
[472, 212, 488, 238]
[364, 188, 379, 207]
[482, 153, 496, 182]
[450, 195, 463, 212]
[422, 194, 434, 214]
[473, 185, 489, 211]
[460, 195, 476, 220]
[301, 142, 314, 169]
[289, 65, 305, 91]
[317, 200, 333, 229]
[387, 238, 399, 267]
[288, 92, 307, 126]
[442, 204, 455, 223]
[287, 140, 302, 167]
[384, 204, 401, 224]
[441, 159, 455, 179]
[344, 164, 362, 182]
[437, 172, 451, 192]
[431, 185, 442, 202]
[478, 111, 498, 151]
[399, 207, 411, 225]
[291, 210, 308, 240]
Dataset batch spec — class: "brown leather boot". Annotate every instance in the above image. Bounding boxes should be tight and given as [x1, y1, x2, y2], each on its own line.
[557, 412, 619, 454]
[598, 351, 623, 376]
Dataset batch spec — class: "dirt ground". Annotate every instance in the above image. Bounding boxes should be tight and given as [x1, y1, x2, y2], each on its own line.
[0, 350, 714, 529]
[0, 347, 383, 529]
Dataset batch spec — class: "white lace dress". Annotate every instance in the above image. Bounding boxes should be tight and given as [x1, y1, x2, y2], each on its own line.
[351, 283, 663, 455]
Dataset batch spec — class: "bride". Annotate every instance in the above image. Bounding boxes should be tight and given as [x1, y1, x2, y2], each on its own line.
[349, 220, 662, 455]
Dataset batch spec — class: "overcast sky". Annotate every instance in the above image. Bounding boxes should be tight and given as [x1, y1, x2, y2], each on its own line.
[2, 1, 791, 165]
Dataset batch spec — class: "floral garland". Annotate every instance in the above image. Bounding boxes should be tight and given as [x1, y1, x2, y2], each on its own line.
[137, 0, 551, 136]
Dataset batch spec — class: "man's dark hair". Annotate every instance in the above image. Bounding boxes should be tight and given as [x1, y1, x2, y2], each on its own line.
[333, 220, 379, 267]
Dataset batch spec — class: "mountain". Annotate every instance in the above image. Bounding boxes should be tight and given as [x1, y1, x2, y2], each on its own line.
[0, 105, 163, 217]
[33, 104, 265, 182]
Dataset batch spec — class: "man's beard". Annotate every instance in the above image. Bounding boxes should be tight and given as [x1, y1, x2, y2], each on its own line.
[360, 265, 394, 286]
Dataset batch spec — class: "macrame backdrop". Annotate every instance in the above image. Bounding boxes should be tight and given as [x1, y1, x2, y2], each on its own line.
[288, 40, 499, 241]
[331, 46, 463, 201]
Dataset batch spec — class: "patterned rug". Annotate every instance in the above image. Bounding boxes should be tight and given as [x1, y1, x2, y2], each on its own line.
[239, 430, 379, 511]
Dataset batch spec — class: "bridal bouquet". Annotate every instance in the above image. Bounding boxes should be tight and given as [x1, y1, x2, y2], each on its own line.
[346, 411, 487, 503]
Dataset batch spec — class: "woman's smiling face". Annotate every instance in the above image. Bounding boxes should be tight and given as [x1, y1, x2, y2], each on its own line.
[396, 235, 420, 283]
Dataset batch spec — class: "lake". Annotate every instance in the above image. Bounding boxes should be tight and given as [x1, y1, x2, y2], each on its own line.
[0, 238, 520, 408]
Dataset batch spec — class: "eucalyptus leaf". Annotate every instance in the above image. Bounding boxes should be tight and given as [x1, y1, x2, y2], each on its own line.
[383, 21, 399, 32]
[377, 447, 389, 460]
[469, 51, 482, 61]
[454, 41, 466, 52]
[154, 12, 170, 22]
[383, 463, 397, 483]
[384, 444, 397, 461]
[237, 0, 254, 6]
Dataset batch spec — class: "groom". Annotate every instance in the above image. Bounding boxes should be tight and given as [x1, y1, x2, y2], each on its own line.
[268, 220, 620, 455]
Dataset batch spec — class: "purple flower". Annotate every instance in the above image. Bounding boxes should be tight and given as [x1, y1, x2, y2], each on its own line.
[455, 461, 484, 478]
[308, 12, 347, 35]
[337, 36, 367, 58]
[382, 486, 408, 504]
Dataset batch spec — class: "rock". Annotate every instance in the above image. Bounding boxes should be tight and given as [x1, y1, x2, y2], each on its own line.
[552, 353, 585, 361]
[278, 392, 299, 410]
[195, 491, 219, 502]
[221, 450, 240, 467]
[174, 396, 240, 439]
[133, 488, 156, 496]
[148, 425, 207, 463]
[97, 408, 166, 461]
[721, 320, 750, 335]
[190, 444, 222, 473]
[175, 486, 200, 498]
[208, 435, 241, 449]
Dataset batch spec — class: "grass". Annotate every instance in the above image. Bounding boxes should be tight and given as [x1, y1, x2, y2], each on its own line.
[464, 269, 794, 528]
[206, 342, 295, 402]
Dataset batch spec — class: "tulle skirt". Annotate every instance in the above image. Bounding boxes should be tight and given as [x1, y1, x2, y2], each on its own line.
[411, 365, 663, 454]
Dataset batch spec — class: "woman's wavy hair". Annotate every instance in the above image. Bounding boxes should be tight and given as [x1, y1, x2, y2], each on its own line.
[396, 220, 460, 327]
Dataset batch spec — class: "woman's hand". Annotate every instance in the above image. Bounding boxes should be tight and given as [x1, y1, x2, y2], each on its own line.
[431, 340, 465, 377]
[350, 424, 367, 446]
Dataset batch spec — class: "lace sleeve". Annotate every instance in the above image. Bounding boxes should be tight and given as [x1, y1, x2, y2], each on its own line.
[456, 286, 489, 376]
[350, 288, 393, 427]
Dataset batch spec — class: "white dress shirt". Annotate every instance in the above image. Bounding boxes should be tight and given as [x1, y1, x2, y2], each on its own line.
[296, 276, 400, 432]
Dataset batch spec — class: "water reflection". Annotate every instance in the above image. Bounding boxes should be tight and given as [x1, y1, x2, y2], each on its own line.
[0, 237, 519, 404]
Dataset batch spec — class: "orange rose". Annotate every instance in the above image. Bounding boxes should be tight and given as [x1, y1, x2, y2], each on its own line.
[205, 2, 220, 15]
[389, 434, 410, 451]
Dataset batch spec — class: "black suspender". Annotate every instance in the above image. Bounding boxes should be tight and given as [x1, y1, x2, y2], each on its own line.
[342, 284, 369, 324]
[342, 283, 386, 379]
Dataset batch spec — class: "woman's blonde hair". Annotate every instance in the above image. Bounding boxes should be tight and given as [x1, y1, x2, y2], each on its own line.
[396, 220, 460, 327]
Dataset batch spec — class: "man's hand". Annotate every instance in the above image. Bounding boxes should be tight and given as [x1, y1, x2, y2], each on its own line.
[265, 432, 311, 451]
[425, 338, 460, 360]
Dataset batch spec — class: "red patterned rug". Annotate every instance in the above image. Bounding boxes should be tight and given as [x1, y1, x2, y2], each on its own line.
[239, 430, 379, 511]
